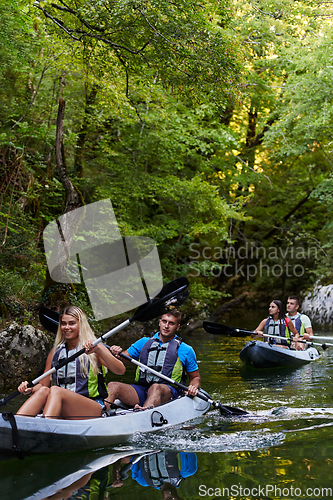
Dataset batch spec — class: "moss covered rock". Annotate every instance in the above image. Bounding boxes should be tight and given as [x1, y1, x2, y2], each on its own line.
[0, 323, 51, 390]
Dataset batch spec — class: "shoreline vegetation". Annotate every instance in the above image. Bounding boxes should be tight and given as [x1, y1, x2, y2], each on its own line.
[2, 1, 333, 331]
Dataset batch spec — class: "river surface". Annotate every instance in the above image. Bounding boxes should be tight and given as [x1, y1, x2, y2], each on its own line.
[1, 312, 333, 500]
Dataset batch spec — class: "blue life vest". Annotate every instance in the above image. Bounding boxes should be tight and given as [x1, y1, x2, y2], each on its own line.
[264, 317, 291, 346]
[135, 337, 184, 386]
[51, 344, 108, 400]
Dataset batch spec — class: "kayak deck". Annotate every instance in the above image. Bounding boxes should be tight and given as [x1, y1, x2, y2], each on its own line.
[239, 340, 320, 369]
[0, 394, 210, 455]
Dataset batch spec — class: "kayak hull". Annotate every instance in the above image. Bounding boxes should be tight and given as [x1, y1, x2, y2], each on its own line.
[239, 341, 320, 369]
[0, 394, 210, 455]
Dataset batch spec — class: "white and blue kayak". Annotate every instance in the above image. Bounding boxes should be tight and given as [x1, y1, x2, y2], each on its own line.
[239, 340, 320, 369]
[0, 394, 211, 455]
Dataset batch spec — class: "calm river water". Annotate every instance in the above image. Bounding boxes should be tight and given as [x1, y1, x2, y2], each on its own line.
[1, 312, 333, 500]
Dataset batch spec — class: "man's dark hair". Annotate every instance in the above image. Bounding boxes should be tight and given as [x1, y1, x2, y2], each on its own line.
[288, 295, 300, 306]
[162, 309, 181, 323]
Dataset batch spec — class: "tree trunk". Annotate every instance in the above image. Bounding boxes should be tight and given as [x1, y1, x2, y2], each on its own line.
[55, 98, 83, 213]
[73, 85, 99, 177]
[41, 98, 84, 307]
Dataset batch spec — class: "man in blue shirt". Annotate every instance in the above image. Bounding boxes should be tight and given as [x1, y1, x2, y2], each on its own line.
[105, 310, 200, 409]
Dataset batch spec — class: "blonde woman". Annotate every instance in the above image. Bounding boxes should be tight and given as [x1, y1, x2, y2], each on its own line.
[17, 306, 125, 419]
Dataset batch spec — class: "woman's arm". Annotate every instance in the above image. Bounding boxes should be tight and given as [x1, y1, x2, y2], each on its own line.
[85, 342, 126, 375]
[17, 348, 54, 395]
[253, 318, 268, 336]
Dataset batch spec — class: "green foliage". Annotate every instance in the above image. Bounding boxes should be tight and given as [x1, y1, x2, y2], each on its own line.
[2, 0, 333, 324]
[33, 0, 244, 104]
[0, 0, 249, 320]
[187, 282, 228, 312]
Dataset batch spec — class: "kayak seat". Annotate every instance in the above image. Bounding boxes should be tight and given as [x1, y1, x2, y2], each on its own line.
[114, 398, 132, 410]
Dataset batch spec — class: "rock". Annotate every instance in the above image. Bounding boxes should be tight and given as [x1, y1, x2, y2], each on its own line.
[0, 323, 52, 390]
[302, 284, 333, 325]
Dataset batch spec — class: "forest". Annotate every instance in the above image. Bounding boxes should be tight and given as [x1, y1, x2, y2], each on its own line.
[1, 0, 333, 327]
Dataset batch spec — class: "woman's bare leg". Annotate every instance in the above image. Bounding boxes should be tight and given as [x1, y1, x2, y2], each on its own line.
[43, 386, 102, 420]
[16, 386, 50, 416]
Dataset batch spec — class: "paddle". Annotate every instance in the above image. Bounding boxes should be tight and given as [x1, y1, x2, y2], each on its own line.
[308, 335, 333, 343]
[203, 321, 333, 348]
[119, 352, 249, 417]
[0, 277, 190, 408]
[203, 321, 253, 337]
[252, 333, 333, 350]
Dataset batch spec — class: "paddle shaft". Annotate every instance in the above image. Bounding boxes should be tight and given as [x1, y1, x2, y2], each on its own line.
[309, 335, 333, 343]
[259, 333, 333, 347]
[119, 353, 246, 415]
[205, 322, 333, 345]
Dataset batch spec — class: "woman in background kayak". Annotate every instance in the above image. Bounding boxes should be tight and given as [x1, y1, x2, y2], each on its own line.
[16, 306, 125, 419]
[254, 300, 300, 349]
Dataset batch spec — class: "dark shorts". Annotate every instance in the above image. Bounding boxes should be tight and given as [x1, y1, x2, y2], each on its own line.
[130, 383, 181, 407]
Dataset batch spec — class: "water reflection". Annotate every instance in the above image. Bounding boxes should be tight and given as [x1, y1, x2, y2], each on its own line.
[0, 448, 197, 500]
[110, 450, 196, 499]
[2, 414, 333, 499]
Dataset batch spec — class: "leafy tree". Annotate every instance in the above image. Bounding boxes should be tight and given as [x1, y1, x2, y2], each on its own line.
[0, 0, 249, 320]
[33, 0, 243, 104]
[195, 0, 333, 296]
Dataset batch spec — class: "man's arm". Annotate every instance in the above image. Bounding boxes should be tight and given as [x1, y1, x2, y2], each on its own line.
[301, 314, 313, 339]
[187, 369, 200, 397]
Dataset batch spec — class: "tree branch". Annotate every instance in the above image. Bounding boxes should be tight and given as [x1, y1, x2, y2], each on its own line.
[262, 191, 313, 240]
[34, 2, 151, 54]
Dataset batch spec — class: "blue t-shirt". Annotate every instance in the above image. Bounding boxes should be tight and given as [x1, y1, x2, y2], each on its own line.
[127, 333, 198, 373]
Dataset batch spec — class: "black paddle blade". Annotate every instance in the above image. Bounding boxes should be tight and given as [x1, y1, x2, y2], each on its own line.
[203, 321, 253, 338]
[39, 306, 60, 334]
[39, 277, 189, 332]
[217, 404, 249, 416]
[133, 277, 190, 323]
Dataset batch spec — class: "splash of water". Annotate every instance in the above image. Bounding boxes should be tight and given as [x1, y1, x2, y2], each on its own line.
[130, 425, 285, 453]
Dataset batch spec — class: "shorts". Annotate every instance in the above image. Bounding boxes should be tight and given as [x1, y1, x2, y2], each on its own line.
[94, 398, 105, 409]
[130, 384, 181, 407]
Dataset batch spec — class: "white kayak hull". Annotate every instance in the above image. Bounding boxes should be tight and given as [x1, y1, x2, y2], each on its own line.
[0, 395, 210, 455]
[239, 341, 320, 368]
